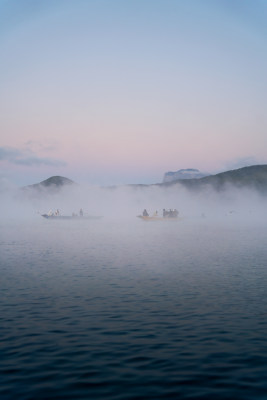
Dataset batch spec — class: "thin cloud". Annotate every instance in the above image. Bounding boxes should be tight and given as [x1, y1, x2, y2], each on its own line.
[0, 146, 66, 167]
[24, 140, 59, 153]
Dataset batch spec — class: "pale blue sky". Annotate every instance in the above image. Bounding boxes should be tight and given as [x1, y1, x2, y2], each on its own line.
[1, 0, 266, 185]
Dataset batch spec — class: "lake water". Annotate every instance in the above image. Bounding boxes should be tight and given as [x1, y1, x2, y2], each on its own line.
[1, 216, 267, 399]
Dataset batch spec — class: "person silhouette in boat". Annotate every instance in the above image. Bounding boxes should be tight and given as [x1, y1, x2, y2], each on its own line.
[173, 209, 179, 218]
[143, 209, 149, 217]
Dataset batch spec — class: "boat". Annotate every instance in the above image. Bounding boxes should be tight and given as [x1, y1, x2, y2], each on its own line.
[137, 208, 179, 221]
[41, 214, 102, 220]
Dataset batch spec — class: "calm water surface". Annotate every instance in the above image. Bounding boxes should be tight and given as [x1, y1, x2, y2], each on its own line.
[0, 217, 267, 399]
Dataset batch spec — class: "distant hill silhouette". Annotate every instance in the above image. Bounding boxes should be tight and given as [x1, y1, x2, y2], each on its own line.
[22, 166, 267, 194]
[23, 176, 75, 191]
[160, 165, 267, 192]
[163, 168, 209, 182]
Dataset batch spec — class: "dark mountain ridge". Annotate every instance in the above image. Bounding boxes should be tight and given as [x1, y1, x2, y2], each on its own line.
[160, 165, 267, 192]
[22, 165, 267, 193]
[23, 176, 75, 191]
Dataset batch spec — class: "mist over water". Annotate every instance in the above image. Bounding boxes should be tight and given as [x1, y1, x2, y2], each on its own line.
[1, 180, 267, 222]
[1, 183, 267, 399]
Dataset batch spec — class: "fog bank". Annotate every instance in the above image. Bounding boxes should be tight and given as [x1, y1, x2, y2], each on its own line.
[1, 181, 267, 226]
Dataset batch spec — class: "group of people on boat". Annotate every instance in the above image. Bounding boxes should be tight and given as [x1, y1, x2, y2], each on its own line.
[72, 209, 84, 217]
[48, 209, 60, 216]
[142, 208, 179, 218]
[163, 208, 179, 218]
[47, 208, 84, 217]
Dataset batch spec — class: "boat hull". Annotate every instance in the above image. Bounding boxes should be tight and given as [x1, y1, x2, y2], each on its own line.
[137, 215, 178, 221]
[41, 214, 102, 220]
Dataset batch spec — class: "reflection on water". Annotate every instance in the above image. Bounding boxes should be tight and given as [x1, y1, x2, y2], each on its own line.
[0, 218, 267, 399]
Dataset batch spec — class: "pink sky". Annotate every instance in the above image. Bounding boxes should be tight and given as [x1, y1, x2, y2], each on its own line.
[1, 0, 266, 185]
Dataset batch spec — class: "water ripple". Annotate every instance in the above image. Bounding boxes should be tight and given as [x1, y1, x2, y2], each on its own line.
[1, 221, 267, 399]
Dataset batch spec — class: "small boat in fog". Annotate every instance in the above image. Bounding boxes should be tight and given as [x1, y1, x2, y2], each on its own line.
[41, 208, 102, 220]
[41, 214, 102, 220]
[138, 208, 179, 221]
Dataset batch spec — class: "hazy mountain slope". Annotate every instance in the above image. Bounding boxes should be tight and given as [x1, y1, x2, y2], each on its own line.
[23, 176, 75, 191]
[21, 166, 267, 194]
[163, 168, 209, 182]
[161, 165, 267, 192]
